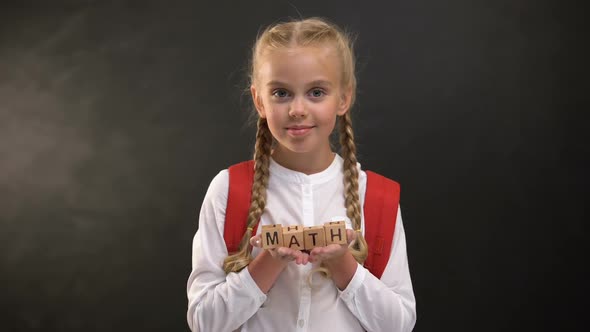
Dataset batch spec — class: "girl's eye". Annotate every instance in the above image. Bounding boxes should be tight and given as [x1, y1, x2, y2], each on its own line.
[310, 89, 325, 98]
[272, 89, 289, 98]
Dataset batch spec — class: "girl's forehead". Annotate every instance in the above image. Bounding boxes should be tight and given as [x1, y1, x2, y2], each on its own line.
[260, 45, 336, 62]
[257, 46, 342, 85]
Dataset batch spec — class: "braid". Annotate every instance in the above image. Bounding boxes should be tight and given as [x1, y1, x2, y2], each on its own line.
[223, 118, 272, 274]
[339, 112, 368, 263]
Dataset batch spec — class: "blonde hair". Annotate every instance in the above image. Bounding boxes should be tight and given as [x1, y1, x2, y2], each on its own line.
[223, 17, 368, 274]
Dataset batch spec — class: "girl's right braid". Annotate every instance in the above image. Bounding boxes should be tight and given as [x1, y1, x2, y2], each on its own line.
[247, 117, 272, 228]
[223, 118, 272, 274]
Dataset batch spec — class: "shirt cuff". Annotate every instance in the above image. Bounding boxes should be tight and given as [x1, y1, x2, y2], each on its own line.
[236, 266, 268, 306]
[338, 262, 367, 301]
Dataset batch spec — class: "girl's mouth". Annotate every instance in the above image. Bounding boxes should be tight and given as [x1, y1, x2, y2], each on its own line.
[286, 126, 314, 136]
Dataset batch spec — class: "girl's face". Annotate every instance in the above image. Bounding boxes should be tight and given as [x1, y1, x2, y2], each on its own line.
[251, 46, 352, 162]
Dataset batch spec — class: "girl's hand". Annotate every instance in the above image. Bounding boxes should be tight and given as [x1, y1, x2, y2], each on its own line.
[250, 235, 310, 265]
[308, 229, 357, 264]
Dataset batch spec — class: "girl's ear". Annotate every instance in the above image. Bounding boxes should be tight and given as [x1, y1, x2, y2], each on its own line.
[337, 85, 353, 116]
[250, 85, 266, 118]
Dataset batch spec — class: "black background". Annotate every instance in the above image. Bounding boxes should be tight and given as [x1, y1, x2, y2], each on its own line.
[0, 1, 586, 331]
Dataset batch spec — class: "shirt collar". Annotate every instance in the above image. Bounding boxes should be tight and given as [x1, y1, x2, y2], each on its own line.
[269, 154, 343, 185]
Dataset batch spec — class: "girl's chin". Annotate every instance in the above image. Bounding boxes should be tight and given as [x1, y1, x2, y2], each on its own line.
[278, 145, 324, 156]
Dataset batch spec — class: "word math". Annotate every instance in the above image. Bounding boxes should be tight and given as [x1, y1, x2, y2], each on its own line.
[260, 221, 348, 250]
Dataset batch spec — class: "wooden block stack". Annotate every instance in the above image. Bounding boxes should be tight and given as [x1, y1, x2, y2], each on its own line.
[260, 221, 347, 250]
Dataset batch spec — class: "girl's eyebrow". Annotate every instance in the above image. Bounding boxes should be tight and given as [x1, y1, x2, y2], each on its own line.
[266, 80, 333, 88]
[266, 80, 289, 87]
[308, 80, 333, 87]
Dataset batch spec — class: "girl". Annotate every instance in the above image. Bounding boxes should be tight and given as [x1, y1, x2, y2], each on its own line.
[187, 17, 416, 332]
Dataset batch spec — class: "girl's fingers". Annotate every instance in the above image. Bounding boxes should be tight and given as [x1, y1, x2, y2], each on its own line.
[309, 244, 347, 263]
[249, 235, 262, 248]
[276, 247, 290, 257]
[346, 229, 356, 245]
[295, 253, 303, 265]
[276, 247, 297, 261]
[274, 247, 312, 264]
[301, 253, 309, 265]
[261, 246, 310, 264]
[297, 252, 310, 265]
[308, 247, 324, 262]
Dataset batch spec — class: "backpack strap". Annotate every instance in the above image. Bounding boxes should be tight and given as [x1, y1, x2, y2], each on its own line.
[363, 171, 400, 279]
[224, 160, 255, 253]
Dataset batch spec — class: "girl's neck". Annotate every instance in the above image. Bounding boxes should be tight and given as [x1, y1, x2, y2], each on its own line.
[271, 146, 336, 175]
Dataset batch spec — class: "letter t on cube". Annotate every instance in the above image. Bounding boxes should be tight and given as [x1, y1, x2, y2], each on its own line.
[303, 226, 326, 250]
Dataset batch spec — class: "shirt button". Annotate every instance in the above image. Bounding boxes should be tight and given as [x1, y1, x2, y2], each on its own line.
[259, 296, 265, 303]
[298, 319, 304, 327]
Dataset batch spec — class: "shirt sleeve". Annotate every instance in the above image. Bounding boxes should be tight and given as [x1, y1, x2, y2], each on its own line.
[338, 206, 417, 332]
[186, 170, 267, 332]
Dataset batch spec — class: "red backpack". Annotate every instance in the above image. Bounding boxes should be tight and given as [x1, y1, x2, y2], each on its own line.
[223, 160, 400, 279]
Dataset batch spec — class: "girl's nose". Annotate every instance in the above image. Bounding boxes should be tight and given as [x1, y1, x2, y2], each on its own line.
[288, 97, 307, 118]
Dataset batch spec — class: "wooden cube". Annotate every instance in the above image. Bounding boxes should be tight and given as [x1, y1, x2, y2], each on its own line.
[282, 225, 304, 251]
[261, 224, 284, 249]
[303, 226, 326, 250]
[324, 221, 347, 245]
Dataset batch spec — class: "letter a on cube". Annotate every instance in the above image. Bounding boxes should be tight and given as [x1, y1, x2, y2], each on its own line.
[324, 221, 347, 245]
[303, 226, 326, 250]
[282, 225, 304, 251]
[261, 224, 284, 249]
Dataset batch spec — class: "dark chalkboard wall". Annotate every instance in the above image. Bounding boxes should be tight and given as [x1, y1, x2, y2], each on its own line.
[0, 1, 585, 331]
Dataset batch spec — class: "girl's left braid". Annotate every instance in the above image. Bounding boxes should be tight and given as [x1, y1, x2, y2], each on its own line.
[339, 112, 368, 264]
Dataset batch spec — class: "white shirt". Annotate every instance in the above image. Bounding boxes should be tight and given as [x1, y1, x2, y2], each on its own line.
[187, 155, 416, 332]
